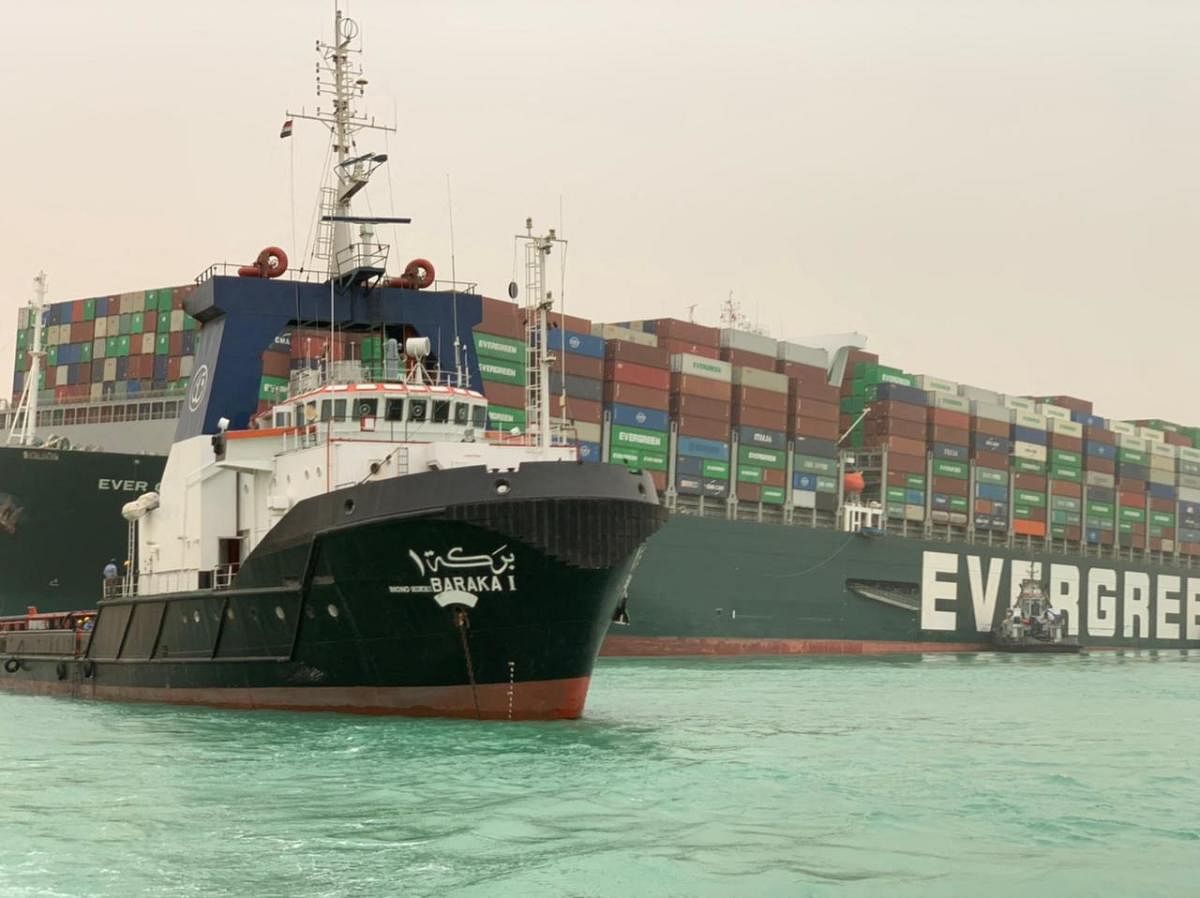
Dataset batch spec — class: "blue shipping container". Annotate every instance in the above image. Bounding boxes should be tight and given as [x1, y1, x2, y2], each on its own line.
[1086, 441, 1116, 459]
[677, 436, 729, 460]
[793, 472, 817, 490]
[560, 329, 605, 359]
[872, 383, 928, 406]
[933, 442, 969, 461]
[608, 403, 669, 432]
[1012, 425, 1047, 445]
[793, 436, 839, 458]
[1071, 411, 1107, 428]
[678, 456, 704, 477]
[1148, 482, 1176, 500]
[905, 488, 925, 505]
[976, 483, 1009, 502]
[972, 433, 1010, 454]
[575, 440, 601, 463]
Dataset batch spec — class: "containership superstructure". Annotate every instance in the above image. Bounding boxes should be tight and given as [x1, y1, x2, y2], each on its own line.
[4, 9, 1200, 656]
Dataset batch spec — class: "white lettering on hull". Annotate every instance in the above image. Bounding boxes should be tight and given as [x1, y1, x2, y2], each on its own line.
[1048, 564, 1081, 637]
[965, 555, 1004, 633]
[1124, 572, 1151, 639]
[1087, 569, 1118, 637]
[920, 551, 959, 631]
[1156, 575, 1182, 641]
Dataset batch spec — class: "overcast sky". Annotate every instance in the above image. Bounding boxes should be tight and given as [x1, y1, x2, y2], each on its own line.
[2, 0, 1197, 422]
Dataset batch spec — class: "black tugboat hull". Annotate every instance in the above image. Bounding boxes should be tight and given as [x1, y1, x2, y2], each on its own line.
[992, 641, 1082, 654]
[0, 463, 665, 719]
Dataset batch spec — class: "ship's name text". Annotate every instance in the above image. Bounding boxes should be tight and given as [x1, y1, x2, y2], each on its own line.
[98, 479, 150, 492]
[921, 550, 1200, 640]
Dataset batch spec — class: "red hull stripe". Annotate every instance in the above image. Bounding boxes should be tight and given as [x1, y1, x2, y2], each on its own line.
[601, 635, 990, 657]
[0, 676, 592, 720]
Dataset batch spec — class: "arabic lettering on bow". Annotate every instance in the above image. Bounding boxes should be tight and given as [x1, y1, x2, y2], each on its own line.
[409, 546, 515, 576]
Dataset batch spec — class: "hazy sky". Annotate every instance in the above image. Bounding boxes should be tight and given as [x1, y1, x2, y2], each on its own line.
[2, 0, 1197, 422]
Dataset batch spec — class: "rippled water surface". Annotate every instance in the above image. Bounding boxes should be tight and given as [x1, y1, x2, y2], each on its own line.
[1, 653, 1198, 897]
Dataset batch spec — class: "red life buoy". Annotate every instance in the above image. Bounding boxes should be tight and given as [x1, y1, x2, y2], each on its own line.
[386, 258, 435, 290]
[844, 471, 866, 494]
[237, 246, 289, 279]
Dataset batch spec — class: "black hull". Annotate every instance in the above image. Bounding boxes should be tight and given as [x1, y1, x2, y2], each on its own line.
[0, 463, 665, 719]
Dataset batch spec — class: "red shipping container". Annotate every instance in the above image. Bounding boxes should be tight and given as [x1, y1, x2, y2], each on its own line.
[1048, 434, 1083, 453]
[1061, 526, 1082, 541]
[1082, 427, 1116, 445]
[791, 397, 838, 421]
[670, 375, 732, 402]
[931, 476, 969, 496]
[973, 450, 1008, 469]
[484, 382, 525, 409]
[1085, 457, 1116, 475]
[172, 286, 193, 310]
[167, 357, 182, 381]
[777, 361, 825, 381]
[736, 482, 761, 503]
[970, 417, 1008, 438]
[792, 416, 839, 441]
[605, 360, 670, 391]
[603, 382, 669, 411]
[720, 348, 776, 371]
[1049, 481, 1082, 499]
[733, 385, 787, 414]
[844, 349, 879, 377]
[670, 394, 731, 423]
[548, 311, 591, 334]
[789, 379, 839, 404]
[975, 499, 994, 515]
[479, 298, 523, 340]
[733, 405, 788, 431]
[72, 321, 95, 343]
[1125, 533, 1147, 550]
[761, 468, 787, 488]
[72, 300, 85, 323]
[1042, 395, 1093, 415]
[1165, 432, 1191, 448]
[1184, 542, 1200, 556]
[167, 332, 183, 356]
[659, 338, 720, 360]
[867, 435, 926, 456]
[652, 318, 720, 346]
[563, 397, 602, 425]
[676, 415, 731, 441]
[871, 400, 925, 424]
[1014, 473, 1047, 491]
[888, 452, 926, 474]
[1017, 507, 1047, 523]
[868, 418, 925, 441]
[1149, 537, 1165, 552]
[1149, 497, 1174, 512]
[54, 386, 69, 402]
[550, 354, 604, 380]
[928, 425, 970, 445]
[1118, 491, 1145, 507]
[928, 408, 970, 430]
[604, 340, 670, 370]
[262, 353, 291, 379]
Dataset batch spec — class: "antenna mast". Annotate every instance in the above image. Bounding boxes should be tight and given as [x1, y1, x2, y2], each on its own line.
[7, 272, 47, 447]
[519, 219, 566, 451]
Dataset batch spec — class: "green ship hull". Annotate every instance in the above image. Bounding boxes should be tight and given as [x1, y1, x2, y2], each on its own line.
[605, 513, 1200, 654]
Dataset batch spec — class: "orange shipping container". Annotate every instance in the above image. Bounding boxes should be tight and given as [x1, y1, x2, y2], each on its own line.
[928, 408, 970, 430]
[720, 347, 776, 371]
[733, 385, 787, 414]
[733, 405, 788, 431]
[670, 374, 732, 402]
[659, 338, 720, 360]
[1013, 520, 1047, 537]
[971, 417, 1009, 438]
[792, 416, 839, 441]
[604, 340, 670, 370]
[603, 382, 669, 411]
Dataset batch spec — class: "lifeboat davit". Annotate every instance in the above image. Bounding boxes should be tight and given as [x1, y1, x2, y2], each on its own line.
[844, 471, 866, 494]
[237, 246, 288, 279]
[386, 258, 435, 290]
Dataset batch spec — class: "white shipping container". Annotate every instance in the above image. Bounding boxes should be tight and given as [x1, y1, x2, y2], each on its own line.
[90, 382, 103, 400]
[1012, 411, 1047, 430]
[1013, 441, 1048, 462]
[670, 353, 732, 383]
[1179, 447, 1200, 464]
[590, 324, 658, 347]
[93, 317, 107, 338]
[572, 421, 602, 443]
[1177, 486, 1200, 503]
[1150, 442, 1177, 459]
[960, 384, 1004, 405]
[904, 505, 925, 522]
[915, 375, 958, 395]
[792, 489, 817, 509]
[92, 338, 105, 359]
[1109, 421, 1136, 436]
[775, 341, 827, 368]
[949, 512, 969, 526]
[1136, 426, 1165, 445]
[1149, 467, 1175, 483]
[1048, 419, 1083, 437]
[1117, 434, 1148, 451]
[970, 400, 1009, 423]
[1161, 539, 1176, 553]
[1003, 396, 1037, 412]
[731, 366, 788, 394]
[933, 393, 970, 412]
[103, 358, 117, 381]
[1038, 404, 1071, 422]
[1181, 475, 1200, 491]
[718, 328, 777, 357]
[1084, 470, 1115, 488]
[180, 355, 195, 378]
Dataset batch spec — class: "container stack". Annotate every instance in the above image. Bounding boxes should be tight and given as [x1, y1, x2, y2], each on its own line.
[1007, 399, 1049, 539]
[11, 286, 196, 406]
[603, 337, 670, 492]
[1081, 416, 1118, 546]
[1112, 423, 1148, 549]
[550, 326, 604, 461]
[1177, 447, 1200, 553]
[861, 381, 928, 523]
[778, 346, 840, 513]
[962, 384, 1011, 535]
[731, 366, 789, 505]
[1042, 406, 1084, 541]
[472, 297, 527, 433]
[922, 379, 971, 527]
[670, 353, 732, 501]
[1147, 440, 1178, 552]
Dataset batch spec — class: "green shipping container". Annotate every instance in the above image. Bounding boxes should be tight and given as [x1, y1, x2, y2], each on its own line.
[156, 333, 170, 355]
[184, 314, 197, 332]
[1119, 507, 1146, 523]
[932, 460, 968, 480]
[611, 424, 668, 454]
[949, 496, 969, 512]
[905, 474, 926, 490]
[473, 332, 525, 362]
[486, 405, 527, 432]
[117, 335, 131, 357]
[1086, 502, 1114, 517]
[1151, 511, 1176, 527]
[794, 454, 837, 474]
[131, 312, 144, 333]
[761, 486, 786, 505]
[158, 312, 171, 332]
[80, 342, 92, 363]
[815, 475, 838, 493]
[83, 298, 96, 321]
[1118, 448, 1147, 465]
[47, 347, 58, 366]
[477, 358, 525, 387]
[1050, 496, 1080, 511]
[887, 487, 907, 502]
[1051, 449, 1081, 467]
[1015, 490, 1046, 507]
[737, 465, 763, 484]
[976, 467, 1007, 486]
[610, 448, 640, 467]
[1011, 458, 1047, 475]
[1049, 466, 1081, 483]
[259, 376, 289, 402]
[702, 460, 730, 480]
[738, 445, 785, 470]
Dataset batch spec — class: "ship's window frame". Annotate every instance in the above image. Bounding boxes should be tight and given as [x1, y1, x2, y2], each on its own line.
[87, 407, 100, 424]
[453, 402, 469, 426]
[432, 399, 451, 424]
[95, 407, 108, 425]
[126, 404, 138, 421]
[274, 412, 290, 427]
[355, 398, 378, 419]
[408, 399, 427, 423]
[150, 401, 164, 421]
[320, 399, 332, 422]
[138, 403, 151, 421]
[333, 398, 347, 421]
[471, 405, 487, 428]
[65, 408, 78, 425]
[385, 398, 405, 422]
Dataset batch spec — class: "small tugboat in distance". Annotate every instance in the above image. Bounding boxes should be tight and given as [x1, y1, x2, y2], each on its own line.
[992, 575, 1081, 654]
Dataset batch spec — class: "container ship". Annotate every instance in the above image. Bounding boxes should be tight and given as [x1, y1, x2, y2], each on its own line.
[4, 11, 1200, 656]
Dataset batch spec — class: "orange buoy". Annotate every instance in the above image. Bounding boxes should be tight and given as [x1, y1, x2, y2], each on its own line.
[386, 258, 435, 290]
[844, 471, 866, 494]
[237, 246, 289, 279]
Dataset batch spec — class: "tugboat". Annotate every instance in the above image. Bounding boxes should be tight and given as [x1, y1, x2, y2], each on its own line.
[0, 6, 666, 719]
[992, 575, 1081, 654]
[0, 341, 665, 718]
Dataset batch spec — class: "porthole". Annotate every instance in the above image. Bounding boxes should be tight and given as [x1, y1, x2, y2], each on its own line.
[327, 604, 340, 619]
[495, 478, 511, 496]
[344, 498, 355, 516]
[275, 606, 286, 621]
[193, 610, 201, 624]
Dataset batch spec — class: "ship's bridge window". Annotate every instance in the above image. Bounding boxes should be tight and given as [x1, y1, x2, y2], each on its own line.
[408, 399, 427, 422]
[95, 408, 107, 425]
[65, 408, 78, 425]
[334, 399, 347, 420]
[432, 400, 450, 424]
[471, 405, 487, 428]
[453, 402, 469, 426]
[385, 398, 404, 422]
[151, 401, 164, 420]
[139, 403, 151, 421]
[320, 399, 333, 422]
[355, 398, 378, 419]
[274, 411, 291, 427]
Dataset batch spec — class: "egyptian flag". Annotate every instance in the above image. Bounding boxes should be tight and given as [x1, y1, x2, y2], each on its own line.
[279, 118, 294, 139]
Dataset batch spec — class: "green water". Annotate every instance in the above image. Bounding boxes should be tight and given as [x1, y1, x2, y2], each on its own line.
[1, 654, 1197, 897]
